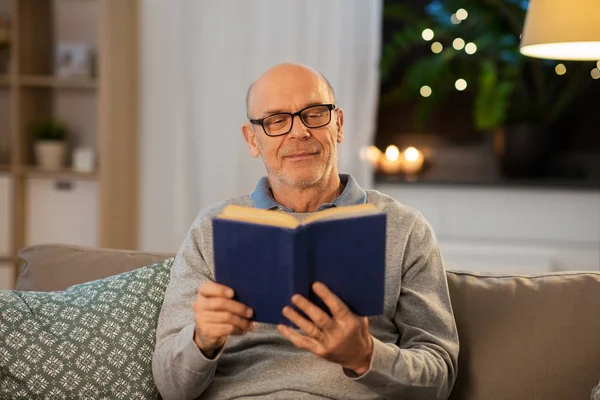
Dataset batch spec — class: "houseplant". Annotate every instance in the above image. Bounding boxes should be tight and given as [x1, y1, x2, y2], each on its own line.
[380, 0, 597, 177]
[33, 118, 68, 171]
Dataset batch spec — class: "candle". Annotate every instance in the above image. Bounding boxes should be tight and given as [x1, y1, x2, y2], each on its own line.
[402, 146, 424, 175]
[379, 145, 403, 174]
[359, 145, 382, 169]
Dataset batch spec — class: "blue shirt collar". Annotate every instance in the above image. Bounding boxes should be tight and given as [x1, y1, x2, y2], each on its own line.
[249, 174, 367, 212]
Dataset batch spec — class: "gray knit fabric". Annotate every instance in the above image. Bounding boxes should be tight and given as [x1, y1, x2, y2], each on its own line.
[152, 190, 459, 400]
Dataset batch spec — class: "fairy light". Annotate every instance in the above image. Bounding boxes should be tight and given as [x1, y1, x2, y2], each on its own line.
[456, 8, 468, 20]
[431, 42, 443, 54]
[422, 29, 434, 41]
[420, 85, 432, 97]
[455, 79, 467, 91]
[465, 42, 477, 54]
[453, 38, 465, 50]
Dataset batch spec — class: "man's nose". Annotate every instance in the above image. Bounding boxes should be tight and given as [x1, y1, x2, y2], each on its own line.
[288, 114, 310, 139]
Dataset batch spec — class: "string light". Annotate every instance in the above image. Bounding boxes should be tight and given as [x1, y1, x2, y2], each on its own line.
[431, 42, 443, 54]
[465, 42, 477, 54]
[422, 29, 434, 41]
[455, 79, 467, 91]
[597, 61, 600, 69]
[420, 85, 432, 97]
[456, 9, 468, 20]
[591, 68, 600, 79]
[453, 38, 465, 50]
[450, 14, 461, 24]
[555, 64, 567, 75]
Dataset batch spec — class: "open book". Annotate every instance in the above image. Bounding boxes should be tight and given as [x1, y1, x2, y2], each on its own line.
[212, 204, 386, 325]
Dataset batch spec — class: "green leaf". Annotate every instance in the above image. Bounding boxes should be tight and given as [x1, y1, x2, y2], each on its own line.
[474, 60, 514, 130]
[403, 53, 452, 91]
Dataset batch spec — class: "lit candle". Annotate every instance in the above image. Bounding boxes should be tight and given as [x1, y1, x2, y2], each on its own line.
[379, 145, 403, 174]
[359, 145, 383, 169]
[402, 146, 424, 175]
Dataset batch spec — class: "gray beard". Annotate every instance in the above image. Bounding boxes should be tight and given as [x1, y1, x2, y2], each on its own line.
[259, 147, 337, 190]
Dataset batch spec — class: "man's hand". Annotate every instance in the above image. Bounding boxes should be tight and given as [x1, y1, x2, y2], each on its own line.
[277, 282, 373, 375]
[193, 282, 255, 358]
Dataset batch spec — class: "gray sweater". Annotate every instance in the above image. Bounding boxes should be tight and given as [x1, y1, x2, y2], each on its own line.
[152, 190, 459, 399]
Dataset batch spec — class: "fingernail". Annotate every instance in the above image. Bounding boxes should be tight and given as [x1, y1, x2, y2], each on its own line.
[246, 309, 253, 318]
[226, 289, 234, 298]
[250, 322, 256, 331]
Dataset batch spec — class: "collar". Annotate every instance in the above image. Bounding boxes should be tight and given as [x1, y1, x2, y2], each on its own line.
[249, 174, 367, 212]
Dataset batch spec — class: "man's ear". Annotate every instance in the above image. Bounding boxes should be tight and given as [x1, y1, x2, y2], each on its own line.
[335, 108, 344, 144]
[242, 123, 261, 158]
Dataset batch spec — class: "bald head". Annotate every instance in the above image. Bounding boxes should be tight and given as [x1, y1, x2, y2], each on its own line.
[245, 63, 336, 119]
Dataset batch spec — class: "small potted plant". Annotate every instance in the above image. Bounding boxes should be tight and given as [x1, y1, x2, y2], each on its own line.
[33, 118, 68, 171]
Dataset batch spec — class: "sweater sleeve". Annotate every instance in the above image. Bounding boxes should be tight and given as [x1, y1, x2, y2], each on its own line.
[152, 212, 223, 400]
[346, 214, 459, 400]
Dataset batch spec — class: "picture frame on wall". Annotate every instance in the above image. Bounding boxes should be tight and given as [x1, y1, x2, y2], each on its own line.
[55, 42, 95, 79]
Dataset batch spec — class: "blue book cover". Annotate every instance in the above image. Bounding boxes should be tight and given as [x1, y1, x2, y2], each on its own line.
[212, 205, 386, 325]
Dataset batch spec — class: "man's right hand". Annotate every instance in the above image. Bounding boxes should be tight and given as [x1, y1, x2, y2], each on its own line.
[193, 281, 255, 358]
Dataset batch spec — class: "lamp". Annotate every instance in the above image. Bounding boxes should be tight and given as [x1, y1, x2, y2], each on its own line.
[520, 0, 600, 60]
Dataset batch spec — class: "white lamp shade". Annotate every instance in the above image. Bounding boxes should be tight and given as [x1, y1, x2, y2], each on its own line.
[520, 0, 600, 60]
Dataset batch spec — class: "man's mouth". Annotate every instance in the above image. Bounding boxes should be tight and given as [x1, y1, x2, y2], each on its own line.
[284, 151, 319, 160]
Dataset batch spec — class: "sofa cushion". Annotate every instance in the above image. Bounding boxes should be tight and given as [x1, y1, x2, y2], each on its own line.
[447, 270, 600, 400]
[0, 257, 173, 399]
[16, 244, 174, 292]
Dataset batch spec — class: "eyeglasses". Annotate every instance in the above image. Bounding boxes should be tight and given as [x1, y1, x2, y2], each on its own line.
[249, 104, 337, 137]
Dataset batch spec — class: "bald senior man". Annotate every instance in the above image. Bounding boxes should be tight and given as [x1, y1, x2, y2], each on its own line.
[152, 63, 459, 400]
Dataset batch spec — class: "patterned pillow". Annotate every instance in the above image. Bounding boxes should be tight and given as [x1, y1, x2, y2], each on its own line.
[0, 257, 173, 399]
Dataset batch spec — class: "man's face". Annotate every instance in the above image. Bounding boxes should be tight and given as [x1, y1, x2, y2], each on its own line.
[242, 67, 344, 189]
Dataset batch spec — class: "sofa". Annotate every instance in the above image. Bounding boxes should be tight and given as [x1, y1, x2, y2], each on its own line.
[2, 244, 600, 399]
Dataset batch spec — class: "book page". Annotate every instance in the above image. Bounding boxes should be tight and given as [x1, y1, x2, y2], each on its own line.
[302, 203, 380, 225]
[217, 205, 300, 229]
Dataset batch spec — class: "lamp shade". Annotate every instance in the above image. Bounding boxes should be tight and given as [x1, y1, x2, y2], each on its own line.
[520, 0, 600, 60]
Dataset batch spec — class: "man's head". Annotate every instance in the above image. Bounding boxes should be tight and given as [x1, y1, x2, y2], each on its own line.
[242, 63, 344, 190]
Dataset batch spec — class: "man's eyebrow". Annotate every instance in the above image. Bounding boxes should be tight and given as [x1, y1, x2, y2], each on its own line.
[260, 102, 329, 117]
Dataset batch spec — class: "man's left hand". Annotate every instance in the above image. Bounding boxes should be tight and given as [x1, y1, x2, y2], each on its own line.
[277, 282, 373, 375]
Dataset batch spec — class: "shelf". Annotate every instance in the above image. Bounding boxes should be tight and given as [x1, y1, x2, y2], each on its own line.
[18, 76, 97, 90]
[23, 167, 97, 181]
